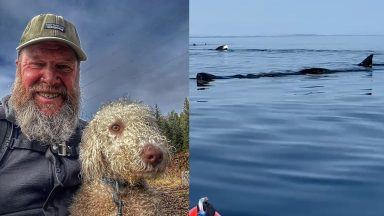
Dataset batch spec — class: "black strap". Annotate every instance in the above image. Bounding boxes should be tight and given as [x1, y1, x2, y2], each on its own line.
[0, 102, 19, 161]
[102, 178, 127, 216]
[11, 125, 83, 158]
[11, 134, 47, 153]
[0, 119, 14, 163]
[0, 123, 80, 158]
[0, 102, 5, 119]
[0, 97, 13, 160]
[50, 119, 86, 158]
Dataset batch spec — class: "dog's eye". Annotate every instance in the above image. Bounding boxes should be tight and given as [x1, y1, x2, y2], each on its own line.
[110, 124, 121, 133]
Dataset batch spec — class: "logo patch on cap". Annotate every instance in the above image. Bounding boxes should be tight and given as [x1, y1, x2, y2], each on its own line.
[44, 23, 65, 32]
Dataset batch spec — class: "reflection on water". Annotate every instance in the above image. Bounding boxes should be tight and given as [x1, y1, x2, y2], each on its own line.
[190, 36, 384, 216]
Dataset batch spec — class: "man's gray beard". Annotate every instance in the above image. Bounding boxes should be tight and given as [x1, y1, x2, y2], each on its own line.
[9, 73, 80, 146]
[14, 99, 79, 146]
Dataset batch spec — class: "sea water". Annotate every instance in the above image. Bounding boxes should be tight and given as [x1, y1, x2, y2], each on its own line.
[189, 35, 384, 216]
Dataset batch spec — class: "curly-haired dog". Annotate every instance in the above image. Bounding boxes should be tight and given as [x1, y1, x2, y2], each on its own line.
[69, 101, 169, 216]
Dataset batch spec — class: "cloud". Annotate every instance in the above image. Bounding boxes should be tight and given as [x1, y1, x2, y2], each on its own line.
[0, 55, 14, 67]
[0, 73, 13, 96]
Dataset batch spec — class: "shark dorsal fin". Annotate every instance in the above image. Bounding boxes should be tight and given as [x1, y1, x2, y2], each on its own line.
[358, 54, 373, 67]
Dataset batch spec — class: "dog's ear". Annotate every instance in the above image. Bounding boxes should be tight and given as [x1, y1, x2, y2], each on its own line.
[80, 121, 105, 181]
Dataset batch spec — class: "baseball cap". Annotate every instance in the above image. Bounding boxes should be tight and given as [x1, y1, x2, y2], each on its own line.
[16, 13, 87, 61]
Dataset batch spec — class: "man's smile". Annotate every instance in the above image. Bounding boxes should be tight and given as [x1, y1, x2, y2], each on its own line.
[33, 90, 65, 115]
[36, 92, 61, 99]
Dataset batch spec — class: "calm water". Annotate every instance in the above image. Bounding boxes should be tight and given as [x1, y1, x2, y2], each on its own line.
[189, 36, 384, 216]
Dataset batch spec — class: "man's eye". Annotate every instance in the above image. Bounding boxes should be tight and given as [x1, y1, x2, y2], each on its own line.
[31, 62, 45, 67]
[57, 64, 72, 72]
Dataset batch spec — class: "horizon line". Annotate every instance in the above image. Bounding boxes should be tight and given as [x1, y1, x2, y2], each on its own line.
[190, 34, 384, 38]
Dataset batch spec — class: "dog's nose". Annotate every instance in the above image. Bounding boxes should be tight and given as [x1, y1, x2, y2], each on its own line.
[141, 144, 163, 166]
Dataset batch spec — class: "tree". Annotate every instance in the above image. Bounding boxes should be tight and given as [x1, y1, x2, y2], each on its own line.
[155, 98, 189, 153]
[154, 104, 161, 122]
[180, 98, 189, 151]
[167, 111, 182, 151]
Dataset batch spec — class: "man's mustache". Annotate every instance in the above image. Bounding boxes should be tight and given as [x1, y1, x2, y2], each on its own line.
[29, 83, 68, 98]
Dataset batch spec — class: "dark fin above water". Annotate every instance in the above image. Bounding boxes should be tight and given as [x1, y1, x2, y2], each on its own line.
[196, 72, 219, 86]
[358, 54, 373, 67]
[298, 68, 331, 74]
[215, 45, 229, 51]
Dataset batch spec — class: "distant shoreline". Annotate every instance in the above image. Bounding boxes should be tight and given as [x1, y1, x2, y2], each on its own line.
[190, 34, 384, 38]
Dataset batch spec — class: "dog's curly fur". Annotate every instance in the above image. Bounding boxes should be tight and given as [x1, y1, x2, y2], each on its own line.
[69, 100, 170, 216]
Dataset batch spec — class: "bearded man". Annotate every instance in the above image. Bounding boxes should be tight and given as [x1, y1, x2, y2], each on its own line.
[0, 14, 87, 215]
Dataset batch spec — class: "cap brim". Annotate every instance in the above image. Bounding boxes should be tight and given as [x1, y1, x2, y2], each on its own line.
[16, 37, 87, 61]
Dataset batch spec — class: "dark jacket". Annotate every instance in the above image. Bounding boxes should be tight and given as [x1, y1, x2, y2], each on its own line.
[0, 95, 85, 216]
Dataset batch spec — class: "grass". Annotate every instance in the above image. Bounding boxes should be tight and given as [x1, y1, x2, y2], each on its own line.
[148, 151, 190, 215]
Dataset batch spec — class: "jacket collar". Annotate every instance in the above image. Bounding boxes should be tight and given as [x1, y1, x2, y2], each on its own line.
[1, 95, 16, 124]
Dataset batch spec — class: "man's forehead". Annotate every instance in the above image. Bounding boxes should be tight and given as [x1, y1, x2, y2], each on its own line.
[22, 41, 78, 60]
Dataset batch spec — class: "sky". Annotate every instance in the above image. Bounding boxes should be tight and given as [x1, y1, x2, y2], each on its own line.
[190, 0, 384, 36]
[0, 0, 188, 119]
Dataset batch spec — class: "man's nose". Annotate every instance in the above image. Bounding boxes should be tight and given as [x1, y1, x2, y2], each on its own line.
[41, 65, 60, 84]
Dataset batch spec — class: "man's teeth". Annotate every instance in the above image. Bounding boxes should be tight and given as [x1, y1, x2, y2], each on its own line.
[38, 93, 60, 99]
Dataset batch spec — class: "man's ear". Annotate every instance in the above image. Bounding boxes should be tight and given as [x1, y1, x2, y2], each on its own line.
[16, 50, 23, 66]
